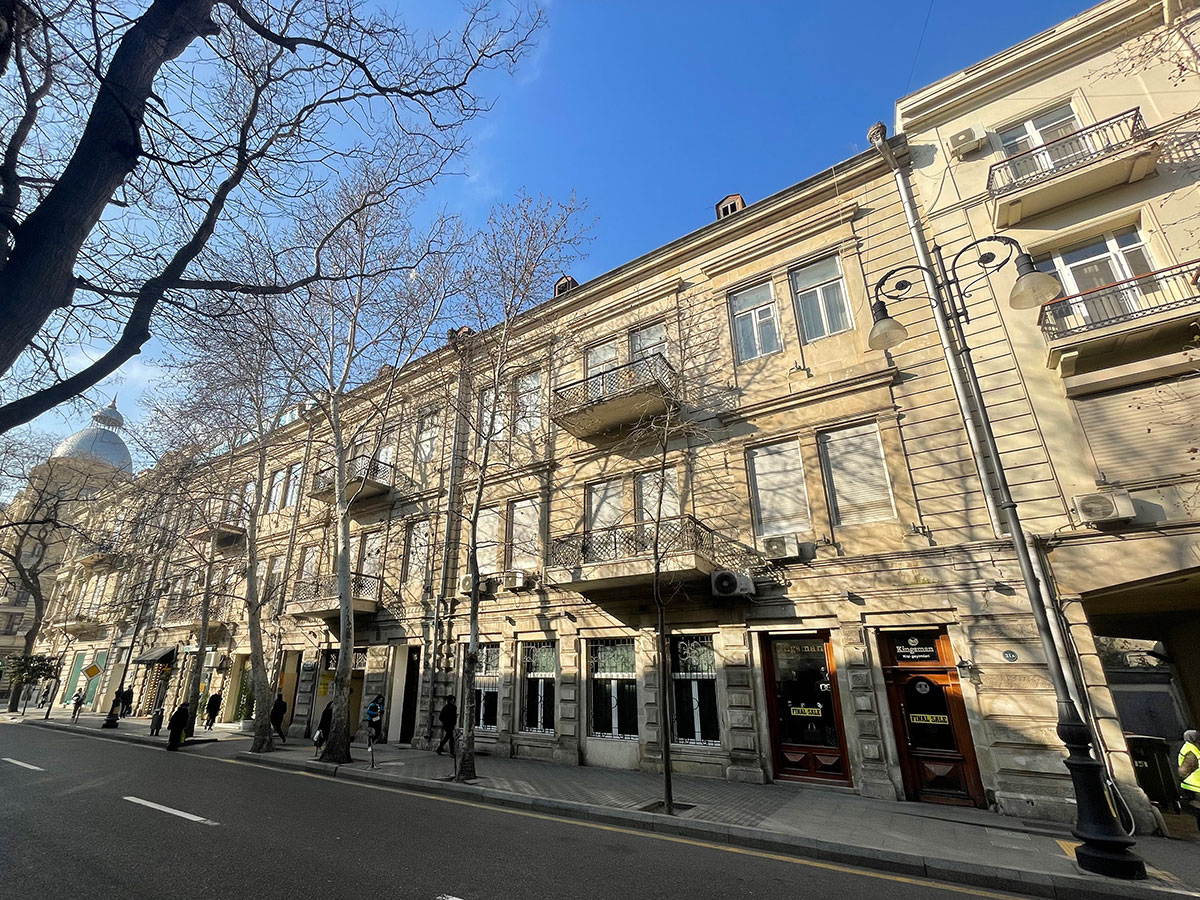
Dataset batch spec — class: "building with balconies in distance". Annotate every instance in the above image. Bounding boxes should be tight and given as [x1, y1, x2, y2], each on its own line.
[896, 0, 1200, 825]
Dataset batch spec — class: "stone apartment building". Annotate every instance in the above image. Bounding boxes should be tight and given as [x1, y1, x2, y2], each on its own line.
[25, 0, 1196, 830]
[894, 0, 1200, 810]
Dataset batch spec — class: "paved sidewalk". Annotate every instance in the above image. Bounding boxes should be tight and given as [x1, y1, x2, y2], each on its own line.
[228, 738, 1200, 900]
[9, 710, 254, 748]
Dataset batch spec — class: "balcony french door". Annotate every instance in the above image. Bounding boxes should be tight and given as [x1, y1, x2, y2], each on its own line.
[1036, 227, 1156, 328]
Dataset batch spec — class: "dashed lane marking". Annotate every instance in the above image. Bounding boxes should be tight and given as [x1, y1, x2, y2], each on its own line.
[123, 796, 219, 825]
[2, 757, 45, 771]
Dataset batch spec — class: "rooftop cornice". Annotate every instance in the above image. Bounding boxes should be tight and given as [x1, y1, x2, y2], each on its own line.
[895, 0, 1176, 132]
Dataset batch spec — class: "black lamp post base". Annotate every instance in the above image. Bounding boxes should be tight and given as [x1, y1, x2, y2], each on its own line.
[101, 700, 121, 729]
[1074, 843, 1147, 880]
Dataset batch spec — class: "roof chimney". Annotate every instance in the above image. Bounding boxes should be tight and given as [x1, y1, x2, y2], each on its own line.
[715, 194, 745, 221]
[555, 275, 579, 297]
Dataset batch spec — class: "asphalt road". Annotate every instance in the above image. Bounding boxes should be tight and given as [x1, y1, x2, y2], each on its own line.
[0, 723, 1040, 900]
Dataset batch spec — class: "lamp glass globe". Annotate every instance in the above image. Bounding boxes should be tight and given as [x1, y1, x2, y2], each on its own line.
[867, 316, 909, 351]
[1010, 270, 1063, 309]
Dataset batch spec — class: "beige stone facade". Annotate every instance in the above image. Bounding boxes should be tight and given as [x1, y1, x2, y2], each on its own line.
[896, 0, 1200, 826]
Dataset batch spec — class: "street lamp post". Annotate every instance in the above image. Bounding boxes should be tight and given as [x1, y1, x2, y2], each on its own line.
[870, 235, 1146, 881]
[101, 591, 150, 729]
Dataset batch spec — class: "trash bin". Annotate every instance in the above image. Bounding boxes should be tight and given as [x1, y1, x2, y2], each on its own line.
[1126, 734, 1180, 808]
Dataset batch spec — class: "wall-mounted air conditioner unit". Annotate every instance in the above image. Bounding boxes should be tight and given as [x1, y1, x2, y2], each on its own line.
[762, 534, 799, 560]
[711, 569, 755, 599]
[1073, 489, 1135, 525]
[459, 575, 498, 594]
[947, 125, 987, 159]
[502, 571, 531, 591]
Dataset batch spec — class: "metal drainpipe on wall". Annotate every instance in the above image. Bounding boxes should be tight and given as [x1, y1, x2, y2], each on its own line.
[867, 123, 1004, 538]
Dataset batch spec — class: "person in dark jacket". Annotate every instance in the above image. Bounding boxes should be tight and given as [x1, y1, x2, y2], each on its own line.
[313, 702, 333, 756]
[150, 706, 165, 736]
[204, 691, 222, 730]
[365, 694, 384, 744]
[436, 695, 457, 756]
[270, 693, 288, 744]
[121, 688, 134, 717]
[166, 702, 190, 750]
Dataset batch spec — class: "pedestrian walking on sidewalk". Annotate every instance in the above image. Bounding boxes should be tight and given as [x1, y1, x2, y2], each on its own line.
[121, 688, 133, 717]
[1178, 729, 1200, 827]
[313, 702, 332, 756]
[36, 683, 51, 708]
[150, 706, 165, 736]
[166, 702, 190, 750]
[436, 695, 457, 756]
[270, 693, 288, 744]
[204, 691, 222, 730]
[71, 689, 84, 722]
[366, 694, 383, 744]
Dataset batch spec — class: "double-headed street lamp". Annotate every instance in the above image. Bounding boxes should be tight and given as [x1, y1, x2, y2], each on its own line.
[870, 235, 1146, 881]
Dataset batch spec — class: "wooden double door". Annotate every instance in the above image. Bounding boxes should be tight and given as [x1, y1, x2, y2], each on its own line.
[880, 630, 986, 808]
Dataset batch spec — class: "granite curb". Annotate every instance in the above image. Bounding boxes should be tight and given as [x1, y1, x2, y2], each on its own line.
[234, 750, 1199, 900]
[25, 717, 219, 748]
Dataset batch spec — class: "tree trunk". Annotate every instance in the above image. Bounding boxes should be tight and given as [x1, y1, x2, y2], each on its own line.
[246, 597, 276, 753]
[184, 552, 215, 738]
[321, 411, 355, 764]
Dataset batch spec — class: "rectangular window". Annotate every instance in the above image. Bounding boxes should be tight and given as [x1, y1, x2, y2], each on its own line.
[284, 462, 303, 508]
[298, 545, 318, 581]
[634, 467, 680, 522]
[730, 283, 781, 363]
[478, 385, 507, 443]
[416, 408, 438, 463]
[587, 479, 624, 531]
[521, 641, 556, 734]
[631, 321, 668, 363]
[589, 638, 637, 739]
[471, 643, 500, 731]
[265, 556, 285, 602]
[267, 470, 285, 513]
[377, 429, 398, 468]
[790, 256, 851, 342]
[358, 531, 383, 578]
[475, 507, 502, 576]
[513, 372, 542, 436]
[585, 340, 621, 401]
[998, 103, 1087, 182]
[508, 499, 541, 571]
[404, 520, 431, 584]
[671, 635, 720, 745]
[1, 613, 21, 635]
[1035, 226, 1156, 328]
[748, 440, 811, 537]
[819, 423, 896, 526]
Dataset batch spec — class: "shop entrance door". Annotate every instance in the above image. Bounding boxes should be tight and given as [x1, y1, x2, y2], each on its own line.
[881, 630, 986, 808]
[761, 634, 850, 783]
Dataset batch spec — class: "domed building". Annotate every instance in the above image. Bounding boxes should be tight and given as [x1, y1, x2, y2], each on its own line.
[50, 399, 133, 474]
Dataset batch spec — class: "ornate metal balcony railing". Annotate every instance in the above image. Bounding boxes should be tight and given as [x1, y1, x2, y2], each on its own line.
[551, 353, 678, 415]
[76, 539, 119, 565]
[549, 515, 720, 568]
[310, 455, 396, 498]
[1037, 259, 1200, 340]
[291, 572, 382, 604]
[987, 108, 1148, 196]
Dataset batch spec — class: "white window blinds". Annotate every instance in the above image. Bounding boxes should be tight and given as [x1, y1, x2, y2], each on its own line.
[475, 507, 502, 575]
[634, 468, 680, 521]
[748, 440, 810, 536]
[820, 423, 896, 526]
[509, 498, 541, 570]
[587, 479, 623, 530]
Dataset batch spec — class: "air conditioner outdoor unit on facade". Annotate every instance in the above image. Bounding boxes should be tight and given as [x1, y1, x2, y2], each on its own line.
[459, 574, 498, 594]
[202, 650, 219, 669]
[711, 569, 755, 598]
[947, 125, 987, 159]
[762, 534, 800, 560]
[1073, 489, 1136, 525]
[502, 570, 530, 591]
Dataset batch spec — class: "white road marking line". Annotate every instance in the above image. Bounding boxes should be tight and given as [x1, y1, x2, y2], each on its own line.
[435, 895, 466, 900]
[2, 757, 44, 771]
[123, 796, 219, 825]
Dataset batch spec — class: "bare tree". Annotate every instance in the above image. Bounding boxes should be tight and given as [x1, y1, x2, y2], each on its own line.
[0, 0, 542, 434]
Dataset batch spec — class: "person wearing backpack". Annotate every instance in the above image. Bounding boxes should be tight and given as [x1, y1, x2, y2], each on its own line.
[365, 694, 384, 744]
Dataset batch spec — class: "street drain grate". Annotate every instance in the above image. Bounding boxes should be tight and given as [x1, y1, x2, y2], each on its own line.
[638, 800, 697, 813]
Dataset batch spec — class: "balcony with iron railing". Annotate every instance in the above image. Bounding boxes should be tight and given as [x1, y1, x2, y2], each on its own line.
[1038, 260, 1200, 367]
[59, 607, 107, 638]
[550, 353, 679, 439]
[286, 572, 383, 620]
[546, 515, 733, 592]
[987, 109, 1161, 228]
[76, 539, 120, 568]
[309, 456, 409, 504]
[185, 518, 247, 545]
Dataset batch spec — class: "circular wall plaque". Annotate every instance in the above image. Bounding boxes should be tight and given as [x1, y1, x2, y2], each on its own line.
[1003, 650, 1018, 662]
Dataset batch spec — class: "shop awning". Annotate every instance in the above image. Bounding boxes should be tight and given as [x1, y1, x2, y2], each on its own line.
[132, 646, 176, 665]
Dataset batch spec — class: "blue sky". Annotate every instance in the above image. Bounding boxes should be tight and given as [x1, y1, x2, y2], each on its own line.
[43, 0, 1090, 446]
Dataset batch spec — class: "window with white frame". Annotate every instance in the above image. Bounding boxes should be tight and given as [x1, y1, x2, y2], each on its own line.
[998, 102, 1082, 159]
[730, 282, 782, 363]
[790, 256, 851, 342]
[470, 642, 500, 730]
[508, 498, 541, 571]
[415, 407, 438, 463]
[1034, 226, 1154, 296]
[521, 640, 556, 734]
[819, 423, 896, 526]
[404, 519, 430, 584]
[585, 340, 621, 401]
[634, 467, 680, 522]
[266, 469, 285, 513]
[377, 428, 398, 468]
[589, 638, 637, 739]
[748, 440, 811, 537]
[631, 321, 669, 363]
[513, 371, 542, 436]
[478, 385, 507, 443]
[474, 507, 502, 575]
[671, 635, 720, 745]
[283, 462, 303, 508]
[298, 545, 318, 581]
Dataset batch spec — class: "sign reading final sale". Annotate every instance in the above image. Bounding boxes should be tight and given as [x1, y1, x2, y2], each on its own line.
[790, 706, 823, 717]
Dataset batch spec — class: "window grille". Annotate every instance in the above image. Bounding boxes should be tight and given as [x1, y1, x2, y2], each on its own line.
[671, 636, 720, 745]
[521, 641, 556, 734]
[471, 643, 500, 731]
[589, 638, 638, 740]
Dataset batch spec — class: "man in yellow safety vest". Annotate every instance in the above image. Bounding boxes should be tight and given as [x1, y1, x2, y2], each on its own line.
[1179, 729, 1200, 827]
